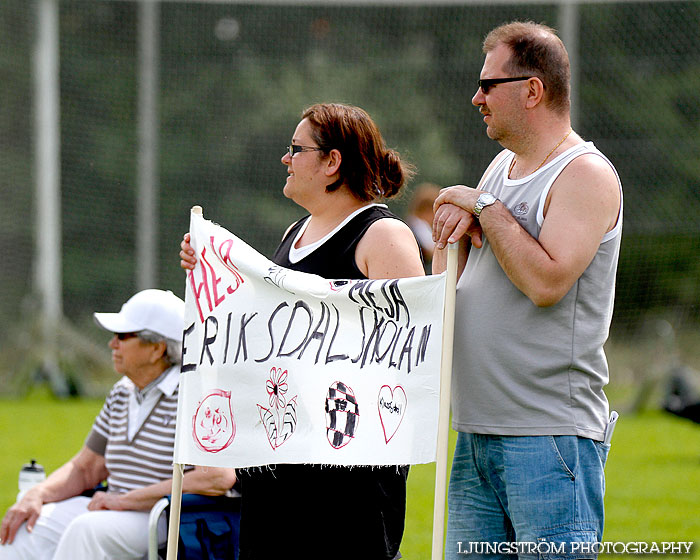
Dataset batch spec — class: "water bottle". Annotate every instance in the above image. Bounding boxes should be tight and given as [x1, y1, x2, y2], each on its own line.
[17, 460, 45, 501]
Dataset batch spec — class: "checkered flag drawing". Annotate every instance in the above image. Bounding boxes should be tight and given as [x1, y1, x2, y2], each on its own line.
[325, 381, 360, 449]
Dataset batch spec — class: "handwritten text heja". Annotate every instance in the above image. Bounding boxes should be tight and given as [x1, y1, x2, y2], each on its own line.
[188, 236, 245, 323]
[182, 297, 433, 375]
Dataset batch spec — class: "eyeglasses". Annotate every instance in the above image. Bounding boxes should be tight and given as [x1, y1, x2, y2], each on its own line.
[287, 144, 323, 157]
[478, 76, 532, 94]
[115, 332, 138, 341]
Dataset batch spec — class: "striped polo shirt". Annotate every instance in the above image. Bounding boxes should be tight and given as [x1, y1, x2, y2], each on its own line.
[85, 366, 184, 493]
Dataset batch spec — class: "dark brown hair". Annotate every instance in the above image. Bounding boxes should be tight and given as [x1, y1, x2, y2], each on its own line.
[301, 103, 415, 201]
[484, 21, 571, 114]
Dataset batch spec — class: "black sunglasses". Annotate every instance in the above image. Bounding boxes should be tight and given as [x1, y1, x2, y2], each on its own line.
[287, 144, 323, 157]
[115, 332, 138, 341]
[478, 76, 532, 94]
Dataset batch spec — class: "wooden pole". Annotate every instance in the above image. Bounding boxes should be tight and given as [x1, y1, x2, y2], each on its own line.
[166, 205, 203, 559]
[431, 242, 459, 560]
[165, 463, 184, 560]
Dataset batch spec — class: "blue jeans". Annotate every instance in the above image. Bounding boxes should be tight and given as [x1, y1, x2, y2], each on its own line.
[445, 433, 610, 560]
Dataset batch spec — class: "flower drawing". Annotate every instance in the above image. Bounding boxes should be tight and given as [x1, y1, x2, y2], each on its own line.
[266, 367, 288, 410]
[258, 366, 298, 451]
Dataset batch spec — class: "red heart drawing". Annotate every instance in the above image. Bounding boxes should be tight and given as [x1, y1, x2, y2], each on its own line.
[377, 385, 407, 444]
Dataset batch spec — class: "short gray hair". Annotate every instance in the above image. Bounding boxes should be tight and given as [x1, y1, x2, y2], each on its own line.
[483, 21, 571, 115]
[137, 330, 182, 366]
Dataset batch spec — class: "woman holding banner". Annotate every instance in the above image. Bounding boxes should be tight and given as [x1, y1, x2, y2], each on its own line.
[181, 103, 425, 559]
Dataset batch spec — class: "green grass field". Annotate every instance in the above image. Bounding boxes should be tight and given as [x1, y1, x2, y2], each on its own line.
[1, 389, 698, 557]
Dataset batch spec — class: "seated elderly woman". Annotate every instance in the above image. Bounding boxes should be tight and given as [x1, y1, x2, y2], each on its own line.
[0, 289, 236, 560]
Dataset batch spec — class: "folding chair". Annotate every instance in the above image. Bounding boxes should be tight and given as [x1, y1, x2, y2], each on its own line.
[147, 494, 241, 560]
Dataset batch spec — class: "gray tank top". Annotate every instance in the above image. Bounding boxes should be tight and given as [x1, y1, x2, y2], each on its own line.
[451, 141, 622, 440]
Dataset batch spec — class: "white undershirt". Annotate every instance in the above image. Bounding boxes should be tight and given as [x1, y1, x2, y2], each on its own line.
[287, 203, 387, 264]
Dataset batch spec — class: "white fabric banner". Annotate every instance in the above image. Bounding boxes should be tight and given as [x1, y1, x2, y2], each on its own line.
[173, 213, 446, 468]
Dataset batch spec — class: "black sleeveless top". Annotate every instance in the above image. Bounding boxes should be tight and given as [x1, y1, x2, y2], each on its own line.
[272, 204, 398, 279]
[238, 205, 408, 560]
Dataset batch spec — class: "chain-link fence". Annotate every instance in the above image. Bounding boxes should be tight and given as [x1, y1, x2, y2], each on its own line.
[1, 0, 699, 395]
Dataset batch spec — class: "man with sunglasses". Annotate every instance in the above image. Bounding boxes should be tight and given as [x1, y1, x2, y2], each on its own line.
[0, 289, 236, 560]
[432, 22, 622, 559]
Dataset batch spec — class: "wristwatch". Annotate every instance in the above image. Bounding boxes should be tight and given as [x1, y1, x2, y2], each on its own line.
[473, 192, 498, 218]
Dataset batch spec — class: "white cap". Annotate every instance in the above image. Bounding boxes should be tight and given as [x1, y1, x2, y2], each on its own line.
[93, 289, 185, 342]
